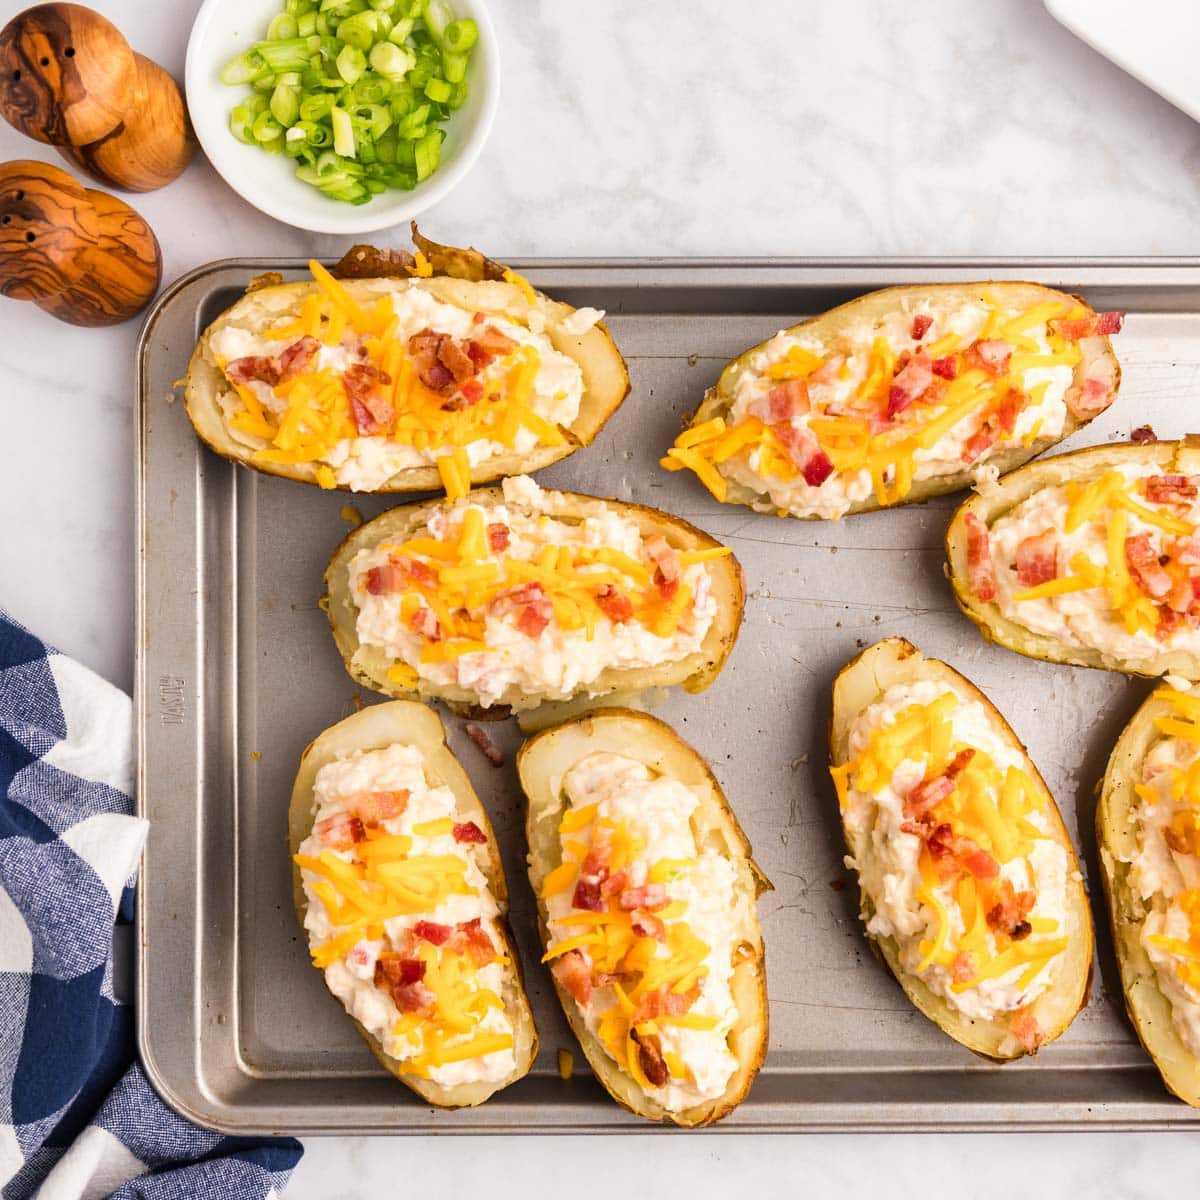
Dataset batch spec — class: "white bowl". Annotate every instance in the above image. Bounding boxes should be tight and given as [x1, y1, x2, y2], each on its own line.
[185, 0, 499, 235]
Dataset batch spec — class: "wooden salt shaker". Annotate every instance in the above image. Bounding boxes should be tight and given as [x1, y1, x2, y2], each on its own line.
[0, 159, 161, 325]
[0, 3, 194, 192]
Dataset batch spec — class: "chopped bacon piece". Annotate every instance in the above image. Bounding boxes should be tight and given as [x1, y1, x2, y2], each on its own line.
[599, 869, 629, 900]
[749, 378, 809, 425]
[445, 377, 486, 411]
[278, 335, 320, 379]
[464, 724, 504, 767]
[906, 749, 975, 818]
[410, 605, 441, 641]
[413, 920, 453, 945]
[618, 884, 669, 912]
[1177, 533, 1200, 567]
[632, 1030, 669, 1087]
[887, 352, 933, 418]
[453, 820, 489, 844]
[1051, 312, 1124, 340]
[1010, 1009, 1043, 1053]
[495, 582, 553, 637]
[951, 953, 975, 984]
[1016, 528, 1060, 587]
[363, 555, 437, 595]
[1131, 425, 1157, 444]
[438, 335, 476, 384]
[487, 522, 510, 552]
[226, 355, 282, 387]
[633, 986, 699, 1023]
[1145, 475, 1199, 505]
[803, 449, 834, 487]
[1167, 574, 1195, 615]
[963, 513, 997, 602]
[631, 912, 667, 940]
[420, 361, 454, 392]
[376, 957, 434, 1013]
[1126, 534, 1172, 599]
[315, 812, 365, 849]
[595, 584, 635, 623]
[471, 324, 518, 359]
[809, 355, 845, 385]
[356, 790, 409, 824]
[1064, 375, 1113, 417]
[926, 823, 999, 881]
[551, 949, 592, 1006]
[645, 535, 682, 593]
[452, 917, 496, 967]
[377, 956, 427, 988]
[910, 314, 933, 341]
[960, 426, 998, 465]
[985, 880, 1036, 936]
[572, 877, 605, 912]
[394, 980, 436, 1013]
[931, 355, 958, 380]
[345, 362, 395, 435]
[965, 339, 1012, 377]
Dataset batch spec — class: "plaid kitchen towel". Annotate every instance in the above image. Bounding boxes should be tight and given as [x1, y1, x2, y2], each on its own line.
[0, 610, 302, 1199]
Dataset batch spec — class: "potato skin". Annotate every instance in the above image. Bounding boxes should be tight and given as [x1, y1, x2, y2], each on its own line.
[288, 700, 537, 1107]
[184, 233, 629, 493]
[517, 708, 770, 1126]
[322, 487, 745, 717]
[684, 281, 1120, 517]
[828, 637, 1093, 1061]
[947, 440, 1200, 679]
[1097, 684, 1200, 1106]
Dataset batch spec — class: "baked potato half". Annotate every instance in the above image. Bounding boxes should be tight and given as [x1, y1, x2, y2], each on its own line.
[322, 475, 744, 717]
[829, 638, 1092, 1060]
[518, 708, 770, 1126]
[1097, 681, 1200, 1106]
[289, 700, 537, 1106]
[185, 227, 629, 493]
[948, 440, 1200, 679]
[664, 282, 1121, 519]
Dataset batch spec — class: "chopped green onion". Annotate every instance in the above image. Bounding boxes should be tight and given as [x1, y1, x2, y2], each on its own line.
[220, 50, 269, 86]
[423, 76, 450, 103]
[442, 17, 476, 52]
[330, 105, 356, 156]
[270, 82, 301, 125]
[266, 12, 298, 40]
[413, 127, 442, 179]
[441, 50, 466, 83]
[256, 37, 312, 73]
[296, 11, 318, 36]
[369, 40, 415, 79]
[336, 44, 367, 83]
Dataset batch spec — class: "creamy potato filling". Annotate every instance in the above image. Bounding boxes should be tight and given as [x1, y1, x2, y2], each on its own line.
[834, 680, 1071, 1033]
[1128, 687, 1200, 1056]
[295, 742, 516, 1085]
[349, 476, 723, 710]
[979, 463, 1200, 658]
[538, 752, 746, 1110]
[209, 264, 599, 492]
[664, 293, 1119, 518]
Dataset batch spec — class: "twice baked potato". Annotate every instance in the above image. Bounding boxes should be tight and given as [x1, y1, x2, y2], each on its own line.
[663, 282, 1121, 519]
[323, 474, 744, 717]
[289, 700, 537, 1106]
[948, 440, 1200, 679]
[518, 708, 770, 1126]
[829, 638, 1092, 1059]
[1097, 681, 1200, 1106]
[185, 227, 629, 494]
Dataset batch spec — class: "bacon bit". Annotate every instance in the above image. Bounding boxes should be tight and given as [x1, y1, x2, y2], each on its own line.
[453, 819, 489, 844]
[377, 956, 427, 987]
[645, 535, 681, 589]
[931, 355, 958, 380]
[464, 723, 504, 767]
[632, 912, 667, 941]
[357, 790, 409, 824]
[364, 555, 436, 595]
[413, 920, 452, 945]
[633, 986, 699, 1024]
[964, 512, 997, 603]
[496, 582, 553, 637]
[887, 352, 933, 418]
[1052, 312, 1124, 340]
[345, 362, 395, 434]
[472, 311, 486, 326]
[906, 749, 975, 818]
[472, 324, 518, 359]
[951, 953, 974, 984]
[444, 377, 486, 411]
[572, 877, 605, 912]
[1145, 475, 1199, 505]
[961, 426, 998, 465]
[1010, 1009, 1042, 1053]
[452, 917, 496, 967]
[552, 949, 593, 1007]
[420, 362, 453, 391]
[965, 339, 1012, 377]
[1132, 425, 1157, 444]
[376, 958, 435, 1013]
[618, 884, 669, 912]
[595, 584, 635, 623]
[632, 1030, 669, 1088]
[1016, 528, 1060, 587]
[315, 812, 365, 849]
[226, 355, 282, 387]
[749, 378, 809, 424]
[1064, 375, 1113, 417]
[1167, 574, 1195, 615]
[1177, 533, 1200, 567]
[809, 355, 845, 385]
[910, 314, 933, 341]
[438, 335, 476, 384]
[985, 880, 1036, 936]
[804, 449, 835, 487]
[770, 421, 826, 482]
[410, 605, 442, 641]
[278, 335, 320, 379]
[927, 823, 999, 881]
[487, 522, 510, 552]
[599, 869, 629, 900]
[1126, 534, 1172, 599]
[394, 980, 436, 1013]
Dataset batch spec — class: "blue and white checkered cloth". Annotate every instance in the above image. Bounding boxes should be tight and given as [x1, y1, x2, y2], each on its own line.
[0, 610, 302, 1199]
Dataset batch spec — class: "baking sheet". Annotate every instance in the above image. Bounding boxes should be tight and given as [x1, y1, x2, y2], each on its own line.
[136, 258, 1200, 1133]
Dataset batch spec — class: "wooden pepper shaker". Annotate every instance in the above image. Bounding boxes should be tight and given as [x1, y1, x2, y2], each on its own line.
[0, 159, 161, 325]
[0, 3, 194, 192]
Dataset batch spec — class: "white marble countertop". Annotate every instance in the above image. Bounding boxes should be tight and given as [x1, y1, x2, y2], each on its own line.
[5, 0, 1200, 1193]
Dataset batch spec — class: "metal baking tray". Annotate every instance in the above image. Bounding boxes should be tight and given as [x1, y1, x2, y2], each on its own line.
[136, 257, 1200, 1134]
